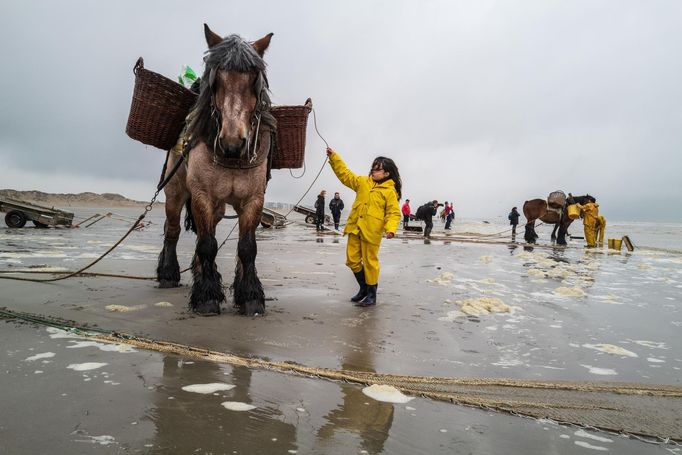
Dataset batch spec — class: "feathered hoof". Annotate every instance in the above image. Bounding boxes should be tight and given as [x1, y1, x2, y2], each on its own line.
[158, 280, 180, 289]
[238, 299, 265, 316]
[192, 300, 222, 316]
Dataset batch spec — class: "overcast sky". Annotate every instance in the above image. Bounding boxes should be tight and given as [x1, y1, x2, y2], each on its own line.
[1, 1, 681, 221]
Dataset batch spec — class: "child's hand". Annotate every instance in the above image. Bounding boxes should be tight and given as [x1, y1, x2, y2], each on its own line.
[326, 147, 335, 157]
[386, 232, 395, 239]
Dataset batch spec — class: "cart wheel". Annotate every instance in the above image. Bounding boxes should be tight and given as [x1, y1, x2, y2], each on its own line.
[33, 220, 49, 228]
[5, 211, 27, 228]
[305, 215, 315, 224]
[261, 221, 272, 229]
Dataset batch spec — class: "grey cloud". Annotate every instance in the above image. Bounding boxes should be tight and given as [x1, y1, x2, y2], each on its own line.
[1, 0, 680, 221]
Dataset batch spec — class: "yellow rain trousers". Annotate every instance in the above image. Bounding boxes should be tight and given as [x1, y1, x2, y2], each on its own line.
[595, 215, 606, 244]
[346, 232, 380, 285]
[580, 202, 600, 247]
[329, 152, 401, 286]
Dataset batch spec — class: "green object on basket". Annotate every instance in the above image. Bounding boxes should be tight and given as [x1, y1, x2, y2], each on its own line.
[178, 65, 197, 88]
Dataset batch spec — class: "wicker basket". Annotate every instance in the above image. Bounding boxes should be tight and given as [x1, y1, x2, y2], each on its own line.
[271, 102, 312, 169]
[547, 190, 567, 209]
[126, 57, 198, 151]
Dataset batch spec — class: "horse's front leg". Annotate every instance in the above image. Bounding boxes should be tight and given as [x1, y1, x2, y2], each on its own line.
[550, 223, 559, 242]
[189, 195, 225, 315]
[234, 199, 265, 316]
[157, 211, 182, 288]
[157, 162, 187, 288]
[556, 221, 569, 246]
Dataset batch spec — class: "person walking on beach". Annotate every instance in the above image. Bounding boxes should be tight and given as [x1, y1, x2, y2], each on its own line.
[329, 192, 345, 230]
[401, 199, 411, 229]
[314, 190, 326, 231]
[440, 201, 450, 225]
[443, 202, 455, 230]
[508, 207, 520, 235]
[595, 214, 606, 245]
[417, 200, 440, 238]
[326, 146, 402, 307]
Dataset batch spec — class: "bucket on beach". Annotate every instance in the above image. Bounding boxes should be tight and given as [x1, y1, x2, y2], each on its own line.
[567, 204, 580, 220]
[608, 238, 622, 250]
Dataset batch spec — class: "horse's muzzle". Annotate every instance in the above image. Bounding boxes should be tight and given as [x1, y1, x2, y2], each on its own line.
[219, 138, 247, 157]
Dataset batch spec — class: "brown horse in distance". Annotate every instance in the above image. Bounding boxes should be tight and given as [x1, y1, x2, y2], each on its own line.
[523, 194, 593, 245]
[156, 25, 276, 316]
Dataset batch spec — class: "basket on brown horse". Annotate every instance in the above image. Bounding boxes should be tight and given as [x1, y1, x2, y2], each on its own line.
[154, 26, 281, 316]
[523, 192, 593, 245]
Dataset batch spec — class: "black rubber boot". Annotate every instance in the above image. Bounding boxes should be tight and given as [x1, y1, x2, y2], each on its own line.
[350, 270, 367, 302]
[357, 284, 377, 307]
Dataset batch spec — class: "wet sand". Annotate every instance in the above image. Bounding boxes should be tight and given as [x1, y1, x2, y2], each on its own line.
[4, 321, 674, 454]
[1, 208, 681, 453]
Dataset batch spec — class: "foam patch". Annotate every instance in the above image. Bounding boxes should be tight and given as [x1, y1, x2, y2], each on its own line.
[221, 401, 256, 411]
[362, 384, 414, 403]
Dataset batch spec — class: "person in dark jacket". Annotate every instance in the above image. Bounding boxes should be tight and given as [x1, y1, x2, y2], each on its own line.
[418, 200, 439, 238]
[329, 192, 345, 230]
[508, 206, 520, 235]
[314, 190, 326, 231]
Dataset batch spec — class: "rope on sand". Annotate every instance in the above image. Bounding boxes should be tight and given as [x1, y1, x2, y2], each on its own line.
[1, 307, 680, 445]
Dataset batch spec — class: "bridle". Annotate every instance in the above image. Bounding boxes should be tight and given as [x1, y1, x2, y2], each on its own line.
[209, 69, 268, 165]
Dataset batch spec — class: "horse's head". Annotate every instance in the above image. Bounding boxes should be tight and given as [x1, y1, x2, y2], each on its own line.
[189, 25, 273, 157]
[571, 194, 595, 205]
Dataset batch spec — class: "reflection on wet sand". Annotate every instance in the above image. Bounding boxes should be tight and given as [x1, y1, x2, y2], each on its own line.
[317, 312, 394, 454]
[149, 356, 297, 453]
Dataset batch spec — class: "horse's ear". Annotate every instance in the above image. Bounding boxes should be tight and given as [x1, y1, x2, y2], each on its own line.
[252, 33, 274, 57]
[204, 23, 223, 49]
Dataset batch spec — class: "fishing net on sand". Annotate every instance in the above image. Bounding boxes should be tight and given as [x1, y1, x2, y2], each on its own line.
[96, 333, 682, 443]
[3, 308, 680, 443]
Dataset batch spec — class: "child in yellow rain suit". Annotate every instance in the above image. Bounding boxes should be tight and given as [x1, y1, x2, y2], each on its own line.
[578, 198, 600, 247]
[595, 215, 606, 245]
[326, 147, 402, 306]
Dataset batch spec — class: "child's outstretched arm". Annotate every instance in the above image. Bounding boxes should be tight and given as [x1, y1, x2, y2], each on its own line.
[326, 147, 360, 192]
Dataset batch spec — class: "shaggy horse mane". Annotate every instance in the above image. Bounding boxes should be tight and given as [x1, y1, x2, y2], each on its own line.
[184, 34, 277, 154]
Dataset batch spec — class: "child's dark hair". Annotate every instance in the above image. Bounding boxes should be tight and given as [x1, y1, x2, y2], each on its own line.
[370, 156, 402, 200]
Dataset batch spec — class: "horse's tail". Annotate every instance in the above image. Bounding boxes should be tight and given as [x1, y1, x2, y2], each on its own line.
[184, 198, 196, 233]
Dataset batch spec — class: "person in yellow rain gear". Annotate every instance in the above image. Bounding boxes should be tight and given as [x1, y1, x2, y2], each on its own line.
[578, 197, 600, 247]
[595, 214, 606, 245]
[326, 147, 402, 307]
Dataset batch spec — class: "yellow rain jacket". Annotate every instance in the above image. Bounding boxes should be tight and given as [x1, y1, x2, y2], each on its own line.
[579, 202, 600, 227]
[329, 152, 401, 245]
[579, 202, 600, 247]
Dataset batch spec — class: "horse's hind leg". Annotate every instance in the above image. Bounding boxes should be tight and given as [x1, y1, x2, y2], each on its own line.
[524, 221, 536, 244]
[233, 199, 265, 316]
[189, 196, 225, 315]
[157, 162, 188, 288]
